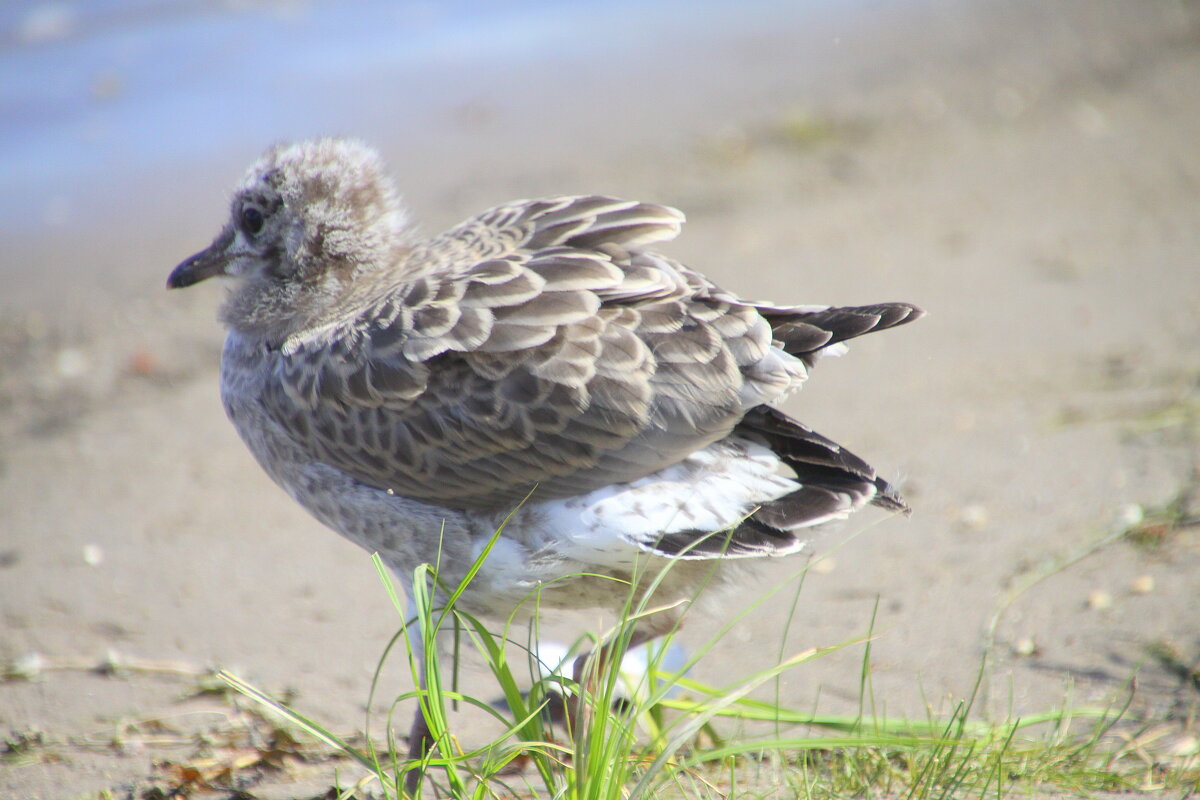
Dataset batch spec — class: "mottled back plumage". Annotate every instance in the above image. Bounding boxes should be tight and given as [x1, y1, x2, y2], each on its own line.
[169, 136, 922, 602]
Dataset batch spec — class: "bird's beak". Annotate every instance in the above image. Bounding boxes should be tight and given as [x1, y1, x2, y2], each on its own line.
[166, 228, 235, 289]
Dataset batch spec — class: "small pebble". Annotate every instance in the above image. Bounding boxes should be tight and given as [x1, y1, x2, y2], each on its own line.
[959, 504, 989, 531]
[1086, 590, 1113, 610]
[55, 348, 88, 379]
[1115, 503, 1144, 529]
[809, 557, 836, 575]
[1130, 574, 1155, 595]
[127, 349, 158, 376]
[8, 652, 45, 680]
[102, 648, 125, 671]
[1013, 637, 1038, 657]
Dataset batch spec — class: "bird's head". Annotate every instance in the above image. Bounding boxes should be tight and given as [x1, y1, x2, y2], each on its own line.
[167, 138, 411, 340]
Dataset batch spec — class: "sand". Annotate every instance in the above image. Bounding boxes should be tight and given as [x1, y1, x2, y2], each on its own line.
[2, 0, 1198, 796]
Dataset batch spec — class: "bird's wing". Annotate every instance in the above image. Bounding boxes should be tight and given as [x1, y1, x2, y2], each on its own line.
[260, 195, 801, 510]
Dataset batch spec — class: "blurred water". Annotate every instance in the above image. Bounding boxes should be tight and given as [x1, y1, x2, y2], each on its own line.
[0, 0, 843, 239]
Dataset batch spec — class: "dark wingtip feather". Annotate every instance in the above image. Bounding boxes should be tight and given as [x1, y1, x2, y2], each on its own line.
[766, 301, 924, 358]
[870, 475, 911, 515]
[870, 302, 925, 330]
[642, 408, 912, 561]
[650, 520, 802, 559]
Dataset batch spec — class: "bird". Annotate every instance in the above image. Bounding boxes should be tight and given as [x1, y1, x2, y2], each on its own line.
[167, 137, 922, 787]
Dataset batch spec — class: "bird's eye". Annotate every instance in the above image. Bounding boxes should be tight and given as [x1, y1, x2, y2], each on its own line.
[241, 206, 265, 235]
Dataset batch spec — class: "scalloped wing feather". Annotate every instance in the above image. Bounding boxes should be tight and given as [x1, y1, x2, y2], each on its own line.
[258, 196, 802, 509]
[258, 195, 917, 512]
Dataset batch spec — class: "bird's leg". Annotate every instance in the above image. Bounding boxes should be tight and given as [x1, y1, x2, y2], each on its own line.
[401, 616, 431, 797]
[401, 589, 439, 798]
[403, 703, 433, 797]
[568, 602, 686, 728]
[570, 624, 665, 686]
[401, 594, 469, 796]
[571, 601, 687, 685]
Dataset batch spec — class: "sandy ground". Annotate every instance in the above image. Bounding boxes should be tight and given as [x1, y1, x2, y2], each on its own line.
[3, 0, 1199, 797]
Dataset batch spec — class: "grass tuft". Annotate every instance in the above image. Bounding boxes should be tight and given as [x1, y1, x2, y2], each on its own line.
[211, 528, 1200, 799]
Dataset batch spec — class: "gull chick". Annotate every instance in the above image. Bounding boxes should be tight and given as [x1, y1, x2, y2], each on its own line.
[168, 138, 922, 778]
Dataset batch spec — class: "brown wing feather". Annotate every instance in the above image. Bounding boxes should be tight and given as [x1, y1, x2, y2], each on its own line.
[261, 195, 920, 511]
[261, 196, 788, 509]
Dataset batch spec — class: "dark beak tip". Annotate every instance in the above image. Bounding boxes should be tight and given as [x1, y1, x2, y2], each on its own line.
[165, 264, 193, 290]
[166, 248, 225, 290]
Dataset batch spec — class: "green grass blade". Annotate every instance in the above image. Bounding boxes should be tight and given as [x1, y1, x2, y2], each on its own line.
[217, 669, 378, 773]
